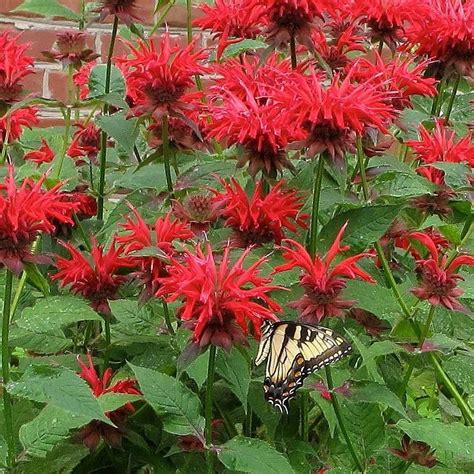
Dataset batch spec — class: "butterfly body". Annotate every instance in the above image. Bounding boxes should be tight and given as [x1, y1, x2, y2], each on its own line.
[255, 320, 352, 413]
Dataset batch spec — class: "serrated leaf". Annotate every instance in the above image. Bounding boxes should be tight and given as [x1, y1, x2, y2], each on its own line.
[88, 64, 126, 99]
[130, 364, 205, 437]
[442, 354, 474, 393]
[9, 326, 70, 354]
[97, 393, 142, 413]
[14, 0, 80, 20]
[351, 382, 406, 417]
[95, 112, 138, 155]
[114, 164, 171, 191]
[216, 348, 250, 411]
[397, 419, 474, 461]
[218, 436, 295, 474]
[7, 365, 110, 424]
[319, 205, 401, 253]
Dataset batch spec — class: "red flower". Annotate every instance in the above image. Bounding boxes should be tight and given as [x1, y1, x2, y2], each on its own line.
[388, 435, 437, 468]
[0, 32, 35, 103]
[119, 34, 207, 122]
[52, 239, 133, 315]
[313, 380, 351, 400]
[411, 189, 456, 217]
[0, 108, 38, 148]
[77, 353, 141, 450]
[194, 0, 265, 59]
[178, 419, 222, 452]
[395, 226, 449, 260]
[350, 55, 437, 111]
[406, 0, 474, 78]
[73, 61, 96, 100]
[42, 31, 99, 69]
[0, 169, 78, 274]
[67, 123, 101, 164]
[275, 223, 375, 323]
[349, 308, 388, 336]
[285, 70, 395, 162]
[95, 0, 141, 26]
[409, 231, 474, 312]
[351, 0, 425, 51]
[212, 178, 308, 247]
[23, 138, 55, 165]
[156, 244, 281, 350]
[117, 208, 193, 301]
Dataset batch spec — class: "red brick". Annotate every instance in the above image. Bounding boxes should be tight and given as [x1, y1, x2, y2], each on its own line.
[95, 0, 155, 26]
[48, 69, 70, 103]
[22, 68, 45, 97]
[165, 6, 203, 28]
[37, 116, 65, 128]
[0, 0, 22, 15]
[100, 32, 130, 59]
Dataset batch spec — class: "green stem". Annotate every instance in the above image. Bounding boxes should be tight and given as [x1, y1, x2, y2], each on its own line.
[430, 77, 446, 116]
[186, 0, 193, 44]
[149, 1, 175, 36]
[398, 305, 436, 398]
[102, 320, 111, 369]
[0, 119, 11, 164]
[309, 155, 325, 257]
[356, 137, 369, 201]
[444, 74, 461, 123]
[205, 345, 217, 473]
[326, 367, 364, 472]
[290, 34, 297, 69]
[162, 114, 174, 195]
[97, 16, 119, 221]
[377, 39, 384, 56]
[73, 214, 91, 251]
[300, 392, 309, 441]
[2, 270, 15, 467]
[54, 106, 72, 180]
[245, 405, 253, 437]
[162, 299, 175, 335]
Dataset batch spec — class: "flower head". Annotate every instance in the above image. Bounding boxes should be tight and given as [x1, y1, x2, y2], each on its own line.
[23, 138, 55, 166]
[52, 239, 133, 315]
[157, 244, 281, 350]
[389, 435, 437, 468]
[117, 208, 193, 300]
[77, 353, 141, 449]
[275, 223, 375, 323]
[43, 31, 99, 69]
[73, 61, 96, 100]
[409, 231, 474, 312]
[67, 123, 101, 165]
[0, 32, 35, 103]
[95, 0, 141, 26]
[0, 108, 38, 148]
[212, 178, 308, 247]
[119, 34, 207, 122]
[0, 169, 77, 274]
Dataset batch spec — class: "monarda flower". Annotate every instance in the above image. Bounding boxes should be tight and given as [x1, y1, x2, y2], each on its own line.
[156, 244, 281, 350]
[77, 353, 141, 450]
[194, 0, 265, 59]
[406, 0, 474, 78]
[95, 0, 141, 26]
[117, 209, 193, 300]
[274, 223, 375, 322]
[73, 61, 96, 100]
[286, 70, 395, 163]
[0, 32, 35, 104]
[119, 34, 207, 122]
[409, 231, 474, 313]
[23, 138, 55, 166]
[388, 435, 437, 468]
[0, 169, 78, 274]
[52, 239, 133, 316]
[212, 178, 308, 247]
[0, 108, 38, 148]
[67, 123, 101, 165]
[42, 31, 99, 69]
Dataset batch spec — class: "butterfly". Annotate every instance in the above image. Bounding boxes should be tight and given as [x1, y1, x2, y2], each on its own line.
[255, 320, 352, 414]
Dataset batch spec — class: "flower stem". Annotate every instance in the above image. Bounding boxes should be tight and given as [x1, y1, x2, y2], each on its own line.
[150, 1, 175, 36]
[205, 345, 217, 473]
[444, 74, 461, 123]
[300, 392, 309, 441]
[162, 299, 175, 335]
[2, 270, 15, 467]
[356, 137, 369, 201]
[162, 114, 174, 195]
[97, 16, 119, 221]
[309, 155, 325, 258]
[186, 0, 193, 44]
[430, 77, 447, 116]
[326, 366, 364, 472]
[377, 39, 384, 55]
[398, 305, 436, 398]
[290, 34, 297, 69]
[103, 319, 111, 368]
[54, 106, 71, 180]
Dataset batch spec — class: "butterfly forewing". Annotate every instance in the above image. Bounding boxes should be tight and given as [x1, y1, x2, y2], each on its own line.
[258, 321, 352, 413]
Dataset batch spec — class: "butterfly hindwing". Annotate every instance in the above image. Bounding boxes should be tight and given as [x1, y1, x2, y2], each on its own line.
[257, 321, 352, 413]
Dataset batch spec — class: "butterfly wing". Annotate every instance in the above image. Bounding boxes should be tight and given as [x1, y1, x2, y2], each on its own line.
[262, 322, 352, 413]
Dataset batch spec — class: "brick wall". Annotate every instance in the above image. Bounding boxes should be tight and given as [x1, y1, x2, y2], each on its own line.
[0, 0, 203, 125]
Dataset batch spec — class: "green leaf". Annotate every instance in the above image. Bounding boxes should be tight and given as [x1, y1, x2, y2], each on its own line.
[114, 164, 171, 191]
[319, 205, 401, 253]
[185, 350, 210, 389]
[130, 364, 205, 437]
[397, 419, 474, 461]
[247, 381, 281, 440]
[95, 112, 138, 155]
[88, 64, 126, 99]
[218, 436, 295, 474]
[19, 405, 90, 458]
[175, 160, 237, 190]
[9, 326, 70, 354]
[97, 393, 142, 413]
[432, 162, 472, 188]
[221, 39, 267, 58]
[0, 434, 7, 468]
[442, 354, 474, 393]
[216, 348, 250, 411]
[14, 0, 80, 20]
[350, 382, 406, 417]
[7, 365, 110, 424]
[23, 263, 50, 296]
